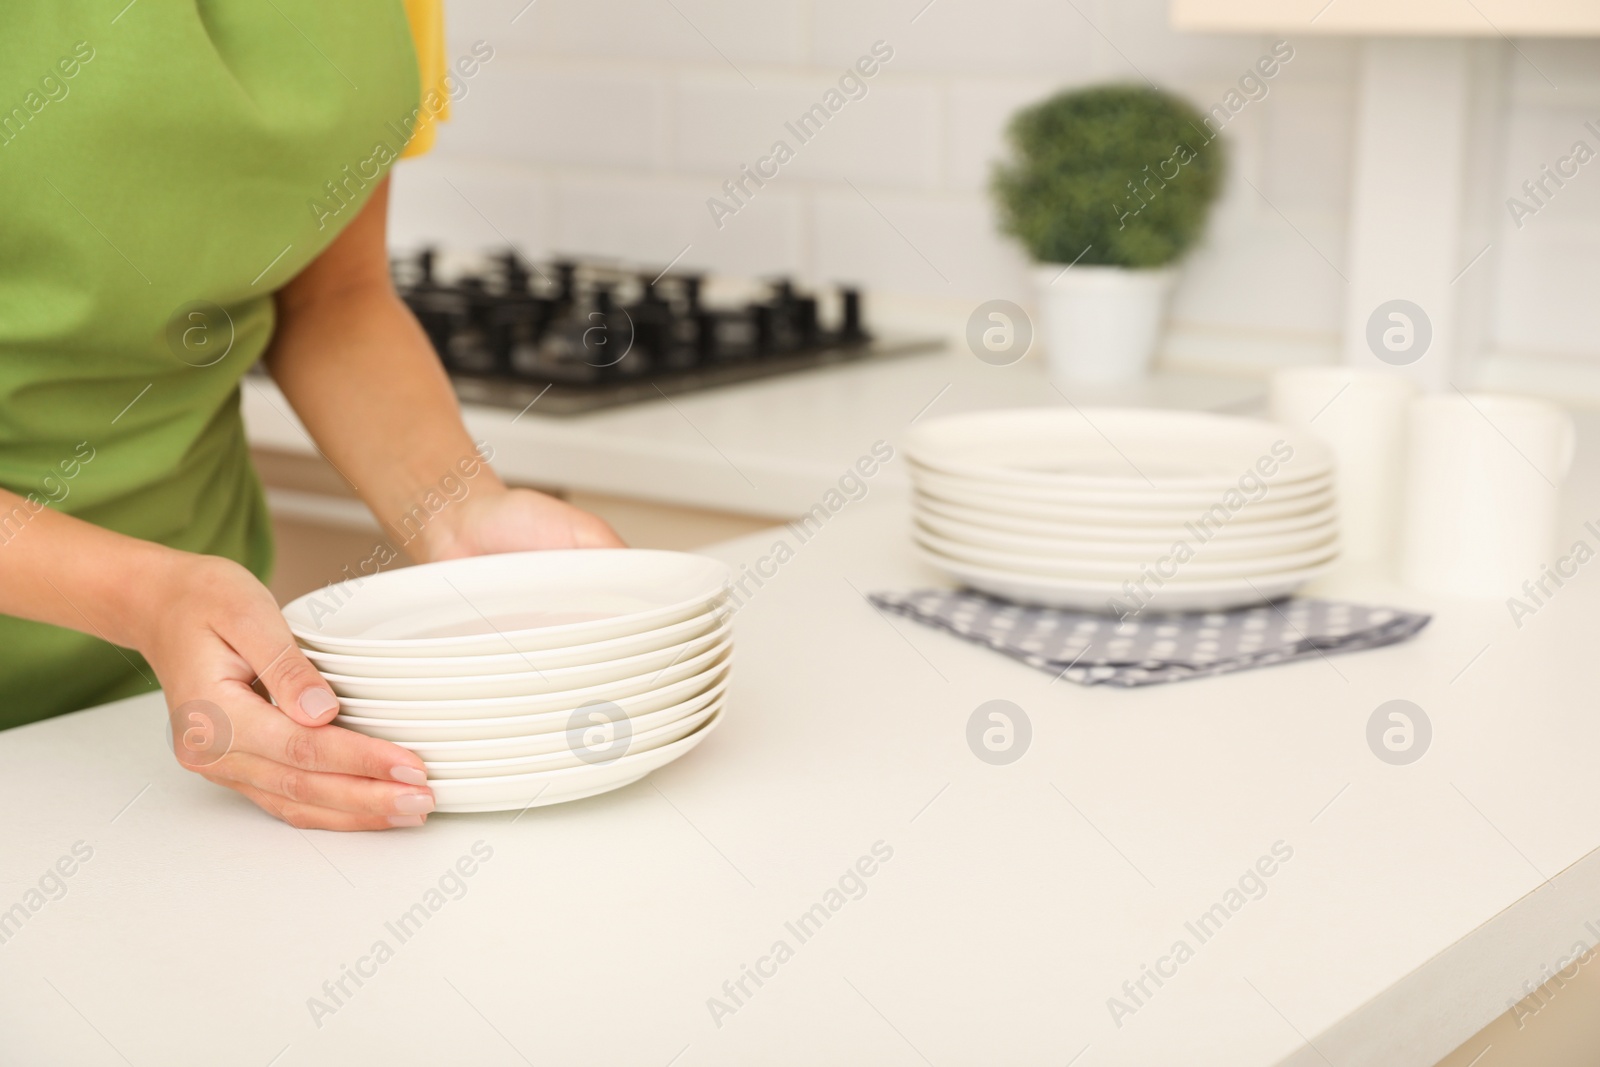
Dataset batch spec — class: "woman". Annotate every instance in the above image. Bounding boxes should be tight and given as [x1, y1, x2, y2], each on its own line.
[0, 3, 622, 829]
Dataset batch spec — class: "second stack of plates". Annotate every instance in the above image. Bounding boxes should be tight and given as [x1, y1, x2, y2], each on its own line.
[283, 550, 732, 813]
[904, 408, 1340, 613]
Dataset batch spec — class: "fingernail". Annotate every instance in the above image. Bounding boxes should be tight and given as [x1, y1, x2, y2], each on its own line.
[394, 793, 435, 815]
[387, 815, 425, 828]
[390, 765, 429, 787]
[299, 688, 339, 721]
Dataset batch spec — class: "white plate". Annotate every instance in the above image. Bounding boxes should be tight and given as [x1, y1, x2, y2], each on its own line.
[285, 549, 730, 657]
[913, 480, 1337, 526]
[337, 660, 730, 741]
[321, 619, 732, 700]
[423, 695, 726, 779]
[394, 675, 731, 761]
[332, 643, 729, 721]
[915, 545, 1334, 613]
[914, 508, 1340, 562]
[913, 524, 1340, 580]
[904, 408, 1333, 491]
[430, 707, 726, 813]
[302, 606, 727, 679]
[915, 518, 1337, 575]
[908, 459, 1333, 509]
[915, 493, 1340, 542]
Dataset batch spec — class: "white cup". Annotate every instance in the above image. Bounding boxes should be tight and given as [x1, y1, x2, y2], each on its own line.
[1399, 393, 1576, 598]
[1270, 366, 1419, 566]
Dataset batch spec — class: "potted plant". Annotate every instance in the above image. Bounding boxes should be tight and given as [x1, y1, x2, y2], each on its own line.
[992, 85, 1224, 384]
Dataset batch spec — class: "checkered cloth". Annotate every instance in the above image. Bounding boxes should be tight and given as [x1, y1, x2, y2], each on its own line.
[869, 590, 1431, 687]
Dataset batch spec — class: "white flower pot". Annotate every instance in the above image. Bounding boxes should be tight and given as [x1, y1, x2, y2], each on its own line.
[1033, 264, 1177, 384]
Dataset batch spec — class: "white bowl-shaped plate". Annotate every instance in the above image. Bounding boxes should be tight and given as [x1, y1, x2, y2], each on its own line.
[336, 660, 730, 742]
[429, 707, 726, 813]
[423, 695, 726, 779]
[393, 674, 731, 761]
[908, 460, 1333, 509]
[915, 493, 1340, 542]
[914, 507, 1340, 562]
[904, 408, 1333, 491]
[302, 606, 728, 679]
[285, 549, 731, 657]
[322, 619, 732, 700]
[915, 545, 1334, 614]
[332, 643, 729, 721]
[913, 480, 1337, 526]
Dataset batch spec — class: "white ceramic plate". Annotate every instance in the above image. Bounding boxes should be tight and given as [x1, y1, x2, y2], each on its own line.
[393, 675, 731, 761]
[913, 526, 1339, 582]
[285, 549, 731, 657]
[430, 707, 726, 813]
[913, 479, 1337, 526]
[914, 508, 1340, 562]
[331, 643, 730, 721]
[302, 606, 728, 679]
[904, 408, 1333, 491]
[915, 493, 1340, 542]
[321, 619, 732, 700]
[423, 695, 726, 779]
[908, 460, 1333, 509]
[336, 659, 730, 741]
[915, 545, 1334, 613]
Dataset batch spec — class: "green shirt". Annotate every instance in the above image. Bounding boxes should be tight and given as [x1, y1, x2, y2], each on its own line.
[0, 1, 421, 728]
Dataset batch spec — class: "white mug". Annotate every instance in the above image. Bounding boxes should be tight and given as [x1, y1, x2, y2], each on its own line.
[1270, 366, 1419, 566]
[1399, 393, 1576, 598]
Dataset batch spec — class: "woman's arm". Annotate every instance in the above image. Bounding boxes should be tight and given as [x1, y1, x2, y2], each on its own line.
[263, 175, 622, 560]
[0, 489, 435, 830]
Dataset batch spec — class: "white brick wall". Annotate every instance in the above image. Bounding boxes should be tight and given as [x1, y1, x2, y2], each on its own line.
[390, 1, 1600, 374]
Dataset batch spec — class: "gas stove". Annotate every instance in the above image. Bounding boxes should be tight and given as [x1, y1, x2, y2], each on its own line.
[393, 250, 942, 416]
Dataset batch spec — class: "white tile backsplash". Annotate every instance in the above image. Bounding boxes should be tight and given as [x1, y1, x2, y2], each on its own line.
[673, 71, 942, 188]
[810, 0, 1099, 78]
[388, 156, 553, 253]
[550, 171, 808, 278]
[435, 61, 668, 169]
[812, 188, 1033, 299]
[392, 0, 1600, 374]
[513, 0, 809, 66]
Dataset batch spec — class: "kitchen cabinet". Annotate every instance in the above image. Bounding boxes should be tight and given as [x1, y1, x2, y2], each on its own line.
[1171, 0, 1600, 34]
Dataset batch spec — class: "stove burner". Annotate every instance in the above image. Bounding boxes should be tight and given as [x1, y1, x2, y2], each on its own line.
[391, 249, 939, 415]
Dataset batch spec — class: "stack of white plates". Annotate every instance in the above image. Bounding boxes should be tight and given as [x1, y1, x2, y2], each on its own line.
[904, 408, 1340, 613]
[282, 550, 732, 813]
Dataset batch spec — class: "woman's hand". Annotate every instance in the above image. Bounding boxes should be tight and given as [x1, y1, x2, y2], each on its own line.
[419, 485, 625, 562]
[135, 553, 435, 831]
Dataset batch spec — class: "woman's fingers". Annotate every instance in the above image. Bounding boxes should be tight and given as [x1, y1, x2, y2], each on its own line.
[205, 561, 342, 727]
[220, 692, 430, 787]
[241, 633, 341, 728]
[223, 780, 425, 832]
[145, 555, 432, 833]
[209, 753, 434, 820]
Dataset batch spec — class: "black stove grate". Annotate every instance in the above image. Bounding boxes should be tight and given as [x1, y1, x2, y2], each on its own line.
[393, 249, 943, 415]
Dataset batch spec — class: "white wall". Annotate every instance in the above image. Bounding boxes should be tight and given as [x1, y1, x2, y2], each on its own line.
[388, 0, 1600, 387]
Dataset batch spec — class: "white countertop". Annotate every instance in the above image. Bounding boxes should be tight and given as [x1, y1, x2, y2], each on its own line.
[241, 354, 1265, 518]
[5, 441, 1600, 1065]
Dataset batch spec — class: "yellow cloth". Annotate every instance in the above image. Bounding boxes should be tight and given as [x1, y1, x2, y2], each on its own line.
[402, 0, 447, 156]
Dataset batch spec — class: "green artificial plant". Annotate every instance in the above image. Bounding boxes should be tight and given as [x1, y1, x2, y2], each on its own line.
[992, 84, 1225, 269]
